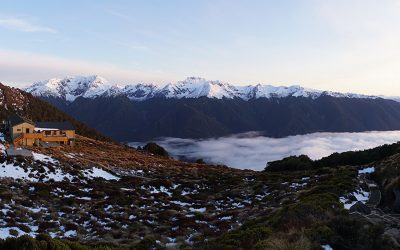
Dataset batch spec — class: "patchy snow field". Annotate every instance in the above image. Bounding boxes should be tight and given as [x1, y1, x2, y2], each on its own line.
[340, 166, 375, 209]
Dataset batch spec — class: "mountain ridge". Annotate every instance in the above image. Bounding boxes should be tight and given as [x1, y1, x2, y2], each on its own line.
[24, 75, 400, 141]
[26, 75, 379, 102]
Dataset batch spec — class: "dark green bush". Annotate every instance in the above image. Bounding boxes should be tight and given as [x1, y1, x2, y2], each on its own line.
[142, 142, 169, 157]
[216, 225, 272, 249]
[266, 155, 315, 171]
[265, 142, 400, 172]
[0, 234, 127, 250]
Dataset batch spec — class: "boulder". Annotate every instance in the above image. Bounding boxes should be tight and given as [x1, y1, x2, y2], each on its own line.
[350, 201, 371, 214]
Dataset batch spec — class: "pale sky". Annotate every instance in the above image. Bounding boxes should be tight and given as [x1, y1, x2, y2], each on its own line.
[1, 0, 400, 95]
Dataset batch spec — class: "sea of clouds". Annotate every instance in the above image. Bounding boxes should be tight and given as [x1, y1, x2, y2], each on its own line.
[130, 131, 400, 171]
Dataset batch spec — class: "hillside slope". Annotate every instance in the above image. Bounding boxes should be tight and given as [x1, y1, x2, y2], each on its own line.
[0, 83, 109, 141]
[0, 132, 397, 248]
[41, 95, 400, 141]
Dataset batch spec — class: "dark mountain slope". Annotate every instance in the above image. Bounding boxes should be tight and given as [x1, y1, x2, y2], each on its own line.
[38, 95, 400, 141]
[0, 83, 109, 141]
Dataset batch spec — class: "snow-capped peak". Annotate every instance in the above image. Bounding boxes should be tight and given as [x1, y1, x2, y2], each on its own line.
[26, 75, 120, 102]
[26, 76, 379, 102]
[160, 77, 243, 99]
[123, 83, 159, 101]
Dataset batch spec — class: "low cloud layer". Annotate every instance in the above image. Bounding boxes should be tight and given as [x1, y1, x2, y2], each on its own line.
[132, 131, 400, 171]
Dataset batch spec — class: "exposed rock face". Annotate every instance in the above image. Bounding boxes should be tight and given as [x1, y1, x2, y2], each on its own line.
[350, 201, 372, 214]
[393, 188, 400, 213]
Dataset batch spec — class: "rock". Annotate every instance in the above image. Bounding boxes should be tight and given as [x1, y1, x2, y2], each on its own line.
[350, 201, 371, 214]
[143, 142, 169, 158]
[392, 188, 400, 213]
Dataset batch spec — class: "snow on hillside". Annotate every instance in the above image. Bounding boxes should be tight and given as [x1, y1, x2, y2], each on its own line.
[83, 167, 120, 181]
[26, 76, 378, 102]
[0, 140, 119, 183]
[0, 156, 119, 183]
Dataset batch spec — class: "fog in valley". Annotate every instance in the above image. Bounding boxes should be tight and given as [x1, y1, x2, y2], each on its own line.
[131, 131, 400, 170]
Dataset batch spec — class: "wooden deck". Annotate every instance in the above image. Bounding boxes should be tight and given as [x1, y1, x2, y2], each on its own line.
[14, 132, 69, 146]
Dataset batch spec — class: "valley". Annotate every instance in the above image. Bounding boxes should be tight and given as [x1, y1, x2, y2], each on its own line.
[26, 76, 400, 141]
[130, 130, 400, 170]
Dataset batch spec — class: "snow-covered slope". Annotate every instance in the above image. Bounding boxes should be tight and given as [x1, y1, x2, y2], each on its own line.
[26, 76, 378, 102]
[160, 77, 246, 99]
[123, 83, 159, 101]
[26, 75, 121, 102]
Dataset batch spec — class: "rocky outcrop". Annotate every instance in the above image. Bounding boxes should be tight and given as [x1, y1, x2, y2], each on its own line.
[393, 188, 400, 213]
[350, 201, 371, 214]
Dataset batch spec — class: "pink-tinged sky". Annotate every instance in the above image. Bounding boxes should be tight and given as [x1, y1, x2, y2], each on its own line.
[1, 0, 400, 96]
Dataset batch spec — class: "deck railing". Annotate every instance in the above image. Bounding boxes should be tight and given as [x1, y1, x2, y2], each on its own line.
[13, 132, 70, 145]
[21, 133, 43, 139]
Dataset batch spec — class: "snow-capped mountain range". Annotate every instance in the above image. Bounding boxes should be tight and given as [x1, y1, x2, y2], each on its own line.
[26, 75, 378, 102]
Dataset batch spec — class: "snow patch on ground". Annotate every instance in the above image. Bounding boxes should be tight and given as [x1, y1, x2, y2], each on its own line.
[321, 244, 333, 250]
[64, 230, 77, 237]
[0, 161, 74, 182]
[0, 163, 35, 181]
[340, 189, 370, 210]
[83, 167, 120, 181]
[171, 200, 192, 207]
[0, 136, 5, 154]
[0, 226, 36, 239]
[0, 154, 122, 183]
[219, 216, 233, 221]
[189, 207, 206, 213]
[32, 152, 58, 164]
[340, 167, 373, 209]
[358, 166, 375, 174]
